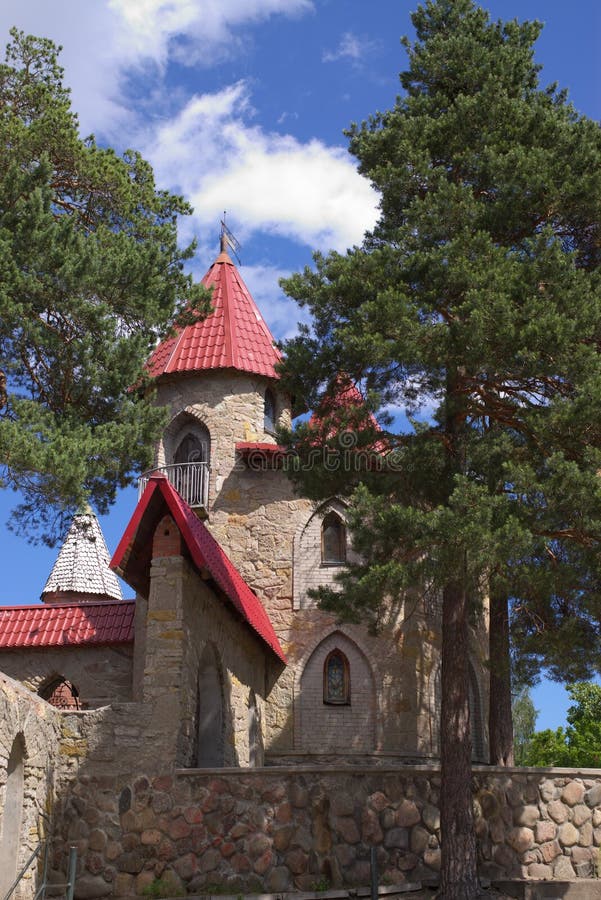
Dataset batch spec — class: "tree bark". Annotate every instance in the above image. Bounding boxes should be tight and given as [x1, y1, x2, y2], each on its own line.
[439, 577, 479, 899]
[489, 587, 514, 765]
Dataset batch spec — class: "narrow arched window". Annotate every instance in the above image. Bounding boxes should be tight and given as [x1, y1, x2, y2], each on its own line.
[321, 512, 346, 564]
[196, 644, 224, 767]
[264, 388, 276, 433]
[323, 650, 350, 705]
[248, 689, 261, 767]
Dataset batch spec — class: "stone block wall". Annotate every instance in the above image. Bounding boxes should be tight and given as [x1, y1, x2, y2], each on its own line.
[48, 755, 601, 897]
[0, 674, 61, 900]
[295, 629, 376, 753]
[0, 645, 134, 709]
[293, 498, 359, 611]
[150, 369, 490, 763]
[138, 550, 277, 770]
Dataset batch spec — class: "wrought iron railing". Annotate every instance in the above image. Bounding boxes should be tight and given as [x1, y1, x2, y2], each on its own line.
[138, 462, 209, 509]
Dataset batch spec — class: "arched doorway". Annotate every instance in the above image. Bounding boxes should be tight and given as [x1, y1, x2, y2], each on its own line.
[196, 644, 224, 767]
[0, 734, 26, 897]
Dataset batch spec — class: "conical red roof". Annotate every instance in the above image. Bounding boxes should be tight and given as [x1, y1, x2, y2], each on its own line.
[147, 249, 281, 379]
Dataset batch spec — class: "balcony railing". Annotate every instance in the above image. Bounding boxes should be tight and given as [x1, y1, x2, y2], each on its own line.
[138, 462, 210, 510]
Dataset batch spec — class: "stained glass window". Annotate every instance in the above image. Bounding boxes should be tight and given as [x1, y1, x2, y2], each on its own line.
[321, 512, 346, 564]
[323, 650, 350, 704]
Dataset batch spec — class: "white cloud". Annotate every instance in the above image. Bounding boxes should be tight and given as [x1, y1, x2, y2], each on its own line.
[108, 0, 313, 66]
[143, 82, 379, 253]
[0, 2, 378, 259]
[0, 0, 313, 136]
[240, 264, 313, 342]
[322, 31, 377, 65]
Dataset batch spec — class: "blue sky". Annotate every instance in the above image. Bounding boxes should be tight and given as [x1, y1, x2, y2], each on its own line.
[0, 0, 600, 731]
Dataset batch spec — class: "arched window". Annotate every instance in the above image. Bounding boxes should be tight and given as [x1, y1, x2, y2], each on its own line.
[0, 735, 25, 897]
[39, 676, 81, 710]
[174, 426, 210, 465]
[248, 689, 261, 767]
[323, 649, 350, 705]
[321, 512, 346, 564]
[196, 644, 224, 767]
[264, 388, 277, 433]
[173, 423, 210, 507]
[468, 664, 485, 762]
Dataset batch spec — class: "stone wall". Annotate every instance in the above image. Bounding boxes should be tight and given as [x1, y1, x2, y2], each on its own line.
[0, 674, 61, 900]
[293, 498, 358, 611]
[0, 645, 134, 709]
[49, 755, 601, 897]
[151, 369, 490, 763]
[138, 550, 277, 770]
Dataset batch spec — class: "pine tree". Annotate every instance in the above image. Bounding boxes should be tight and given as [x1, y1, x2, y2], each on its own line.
[281, 2, 601, 894]
[0, 30, 209, 543]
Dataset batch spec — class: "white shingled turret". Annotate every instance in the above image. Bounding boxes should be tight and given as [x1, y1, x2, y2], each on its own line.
[41, 509, 123, 604]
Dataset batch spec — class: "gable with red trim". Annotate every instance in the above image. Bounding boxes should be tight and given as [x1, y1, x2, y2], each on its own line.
[110, 475, 286, 664]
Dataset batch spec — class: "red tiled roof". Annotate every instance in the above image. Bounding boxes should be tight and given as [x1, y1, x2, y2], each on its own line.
[310, 373, 388, 452]
[0, 600, 135, 650]
[146, 250, 281, 380]
[111, 476, 286, 664]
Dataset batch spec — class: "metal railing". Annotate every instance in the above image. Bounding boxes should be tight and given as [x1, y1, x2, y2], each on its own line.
[138, 462, 209, 509]
[2, 842, 76, 900]
[2, 844, 42, 900]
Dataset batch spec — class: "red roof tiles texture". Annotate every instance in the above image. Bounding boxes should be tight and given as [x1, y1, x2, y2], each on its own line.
[147, 250, 282, 380]
[0, 600, 135, 649]
[111, 475, 286, 663]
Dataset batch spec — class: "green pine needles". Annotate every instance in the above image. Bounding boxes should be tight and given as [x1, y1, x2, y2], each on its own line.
[280, 1, 601, 896]
[0, 29, 210, 543]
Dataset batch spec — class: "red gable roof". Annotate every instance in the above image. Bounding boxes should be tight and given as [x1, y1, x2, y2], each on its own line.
[111, 475, 286, 664]
[147, 249, 281, 380]
[0, 600, 135, 650]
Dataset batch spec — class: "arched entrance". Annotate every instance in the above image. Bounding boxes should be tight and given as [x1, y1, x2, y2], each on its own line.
[0, 734, 26, 897]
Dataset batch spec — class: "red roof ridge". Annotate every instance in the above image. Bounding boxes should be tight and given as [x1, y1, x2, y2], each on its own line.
[0, 599, 134, 612]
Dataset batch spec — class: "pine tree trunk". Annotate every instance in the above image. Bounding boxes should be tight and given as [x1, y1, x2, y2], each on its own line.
[439, 577, 479, 899]
[489, 588, 514, 766]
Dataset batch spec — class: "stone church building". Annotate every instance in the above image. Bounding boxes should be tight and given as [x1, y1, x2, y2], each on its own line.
[0, 241, 513, 897]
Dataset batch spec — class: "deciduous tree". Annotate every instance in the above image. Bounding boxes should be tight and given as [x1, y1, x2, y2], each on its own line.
[524, 682, 601, 768]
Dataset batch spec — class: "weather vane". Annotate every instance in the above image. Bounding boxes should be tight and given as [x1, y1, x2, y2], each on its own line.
[220, 212, 241, 265]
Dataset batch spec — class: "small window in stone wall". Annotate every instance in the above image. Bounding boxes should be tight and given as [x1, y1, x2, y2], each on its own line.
[321, 512, 346, 564]
[323, 649, 350, 705]
[264, 388, 276, 434]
